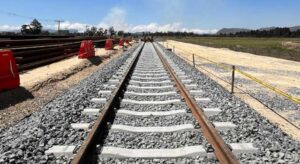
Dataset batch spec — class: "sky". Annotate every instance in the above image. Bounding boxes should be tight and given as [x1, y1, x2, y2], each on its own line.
[0, 0, 299, 34]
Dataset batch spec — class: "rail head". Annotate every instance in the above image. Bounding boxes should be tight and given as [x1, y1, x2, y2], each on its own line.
[153, 42, 239, 164]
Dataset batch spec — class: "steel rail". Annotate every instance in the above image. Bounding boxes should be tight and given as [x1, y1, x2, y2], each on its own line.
[71, 43, 144, 164]
[13, 44, 79, 56]
[11, 39, 106, 51]
[17, 52, 77, 71]
[11, 41, 82, 51]
[12, 39, 112, 71]
[153, 43, 239, 164]
[16, 50, 71, 63]
[0, 37, 106, 47]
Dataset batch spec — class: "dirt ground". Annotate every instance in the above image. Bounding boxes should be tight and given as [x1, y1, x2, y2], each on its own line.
[162, 40, 300, 141]
[20, 48, 115, 90]
[0, 46, 125, 130]
[165, 40, 300, 96]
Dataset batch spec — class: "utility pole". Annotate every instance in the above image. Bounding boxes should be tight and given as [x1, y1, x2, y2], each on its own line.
[55, 20, 64, 34]
[85, 25, 89, 36]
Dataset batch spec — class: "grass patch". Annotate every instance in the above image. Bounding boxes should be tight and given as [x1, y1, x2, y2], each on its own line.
[169, 37, 300, 62]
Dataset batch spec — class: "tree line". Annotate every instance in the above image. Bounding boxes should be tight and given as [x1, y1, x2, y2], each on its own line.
[151, 28, 300, 37]
[219, 28, 300, 37]
[11, 19, 300, 38]
[19, 19, 130, 37]
[150, 31, 197, 37]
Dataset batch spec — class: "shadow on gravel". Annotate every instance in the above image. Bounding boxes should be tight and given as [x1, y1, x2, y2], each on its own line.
[0, 87, 34, 110]
[87, 56, 103, 66]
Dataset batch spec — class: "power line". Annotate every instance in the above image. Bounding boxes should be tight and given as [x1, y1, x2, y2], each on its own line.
[0, 9, 59, 22]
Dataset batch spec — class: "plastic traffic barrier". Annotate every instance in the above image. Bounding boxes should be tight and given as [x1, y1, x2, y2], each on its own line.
[0, 49, 20, 91]
[78, 40, 95, 58]
[125, 39, 131, 46]
[105, 39, 114, 50]
[119, 38, 124, 47]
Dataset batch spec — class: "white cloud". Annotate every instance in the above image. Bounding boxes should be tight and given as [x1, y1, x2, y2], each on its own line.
[95, 7, 218, 34]
[97, 7, 129, 31]
[130, 22, 218, 34]
[0, 25, 20, 31]
[42, 21, 89, 32]
[59, 21, 88, 32]
[0, 7, 218, 34]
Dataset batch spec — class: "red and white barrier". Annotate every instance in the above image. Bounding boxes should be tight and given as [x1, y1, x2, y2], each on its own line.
[0, 49, 20, 91]
[105, 39, 114, 50]
[78, 40, 95, 59]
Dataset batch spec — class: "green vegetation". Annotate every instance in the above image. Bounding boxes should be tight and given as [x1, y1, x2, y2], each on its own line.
[170, 37, 300, 62]
[21, 19, 43, 34]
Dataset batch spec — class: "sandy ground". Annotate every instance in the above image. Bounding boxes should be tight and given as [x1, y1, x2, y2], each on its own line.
[21, 47, 116, 90]
[165, 40, 300, 96]
[162, 40, 300, 141]
[0, 46, 126, 129]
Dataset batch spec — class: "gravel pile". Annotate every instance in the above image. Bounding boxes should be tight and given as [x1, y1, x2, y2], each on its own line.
[0, 44, 141, 164]
[157, 43, 300, 163]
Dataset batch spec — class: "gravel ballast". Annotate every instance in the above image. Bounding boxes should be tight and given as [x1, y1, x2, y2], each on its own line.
[113, 114, 195, 126]
[156, 43, 300, 163]
[98, 157, 218, 164]
[1, 42, 299, 164]
[0, 44, 141, 163]
[102, 131, 205, 149]
[98, 43, 208, 163]
[123, 94, 181, 101]
[119, 104, 189, 112]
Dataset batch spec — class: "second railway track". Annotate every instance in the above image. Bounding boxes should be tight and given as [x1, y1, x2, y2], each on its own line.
[44, 42, 259, 163]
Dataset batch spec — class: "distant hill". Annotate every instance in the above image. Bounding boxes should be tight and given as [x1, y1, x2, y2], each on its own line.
[217, 26, 300, 35]
[258, 26, 300, 32]
[258, 27, 277, 31]
[216, 28, 250, 35]
[289, 26, 300, 32]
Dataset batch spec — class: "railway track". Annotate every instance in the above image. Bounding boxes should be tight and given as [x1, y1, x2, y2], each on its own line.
[45, 42, 258, 163]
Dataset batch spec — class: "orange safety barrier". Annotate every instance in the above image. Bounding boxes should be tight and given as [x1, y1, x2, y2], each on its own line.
[0, 49, 20, 91]
[125, 39, 131, 46]
[105, 39, 114, 50]
[78, 40, 95, 59]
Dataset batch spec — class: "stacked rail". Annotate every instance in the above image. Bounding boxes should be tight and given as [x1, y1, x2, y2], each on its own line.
[0, 37, 117, 71]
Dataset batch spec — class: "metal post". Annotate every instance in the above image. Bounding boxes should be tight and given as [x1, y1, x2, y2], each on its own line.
[231, 65, 235, 94]
[173, 46, 175, 53]
[85, 25, 89, 36]
[167, 42, 168, 48]
[55, 20, 64, 34]
[192, 53, 195, 67]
